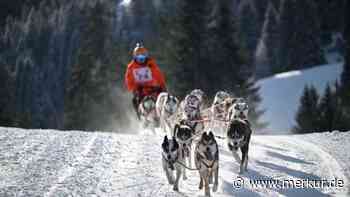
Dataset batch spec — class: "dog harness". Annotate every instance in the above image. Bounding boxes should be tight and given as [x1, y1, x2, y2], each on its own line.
[163, 152, 179, 171]
[196, 152, 217, 170]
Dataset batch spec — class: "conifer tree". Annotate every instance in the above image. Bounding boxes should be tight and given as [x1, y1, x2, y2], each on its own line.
[280, 0, 325, 70]
[238, 5, 260, 62]
[211, 0, 265, 129]
[339, 0, 350, 129]
[172, 0, 211, 98]
[64, 1, 114, 130]
[293, 85, 320, 133]
[210, 0, 245, 94]
[342, 0, 350, 88]
[319, 84, 336, 132]
[257, 3, 280, 76]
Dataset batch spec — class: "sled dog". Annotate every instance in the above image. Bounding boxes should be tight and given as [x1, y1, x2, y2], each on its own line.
[162, 136, 184, 191]
[179, 90, 205, 134]
[194, 132, 219, 197]
[156, 92, 179, 134]
[226, 119, 252, 174]
[138, 95, 159, 129]
[174, 123, 194, 180]
[227, 98, 249, 122]
[210, 91, 236, 133]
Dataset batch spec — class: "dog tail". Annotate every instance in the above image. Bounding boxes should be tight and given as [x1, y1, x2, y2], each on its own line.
[173, 124, 180, 138]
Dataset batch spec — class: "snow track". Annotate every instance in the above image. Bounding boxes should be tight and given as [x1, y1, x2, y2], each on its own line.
[0, 127, 348, 196]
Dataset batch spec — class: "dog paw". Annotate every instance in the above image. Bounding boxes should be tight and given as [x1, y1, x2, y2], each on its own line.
[173, 185, 179, 191]
[209, 177, 213, 184]
[205, 191, 211, 197]
[168, 177, 174, 185]
[213, 184, 218, 192]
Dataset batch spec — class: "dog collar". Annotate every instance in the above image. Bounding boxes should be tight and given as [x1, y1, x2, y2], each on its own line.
[163, 152, 179, 169]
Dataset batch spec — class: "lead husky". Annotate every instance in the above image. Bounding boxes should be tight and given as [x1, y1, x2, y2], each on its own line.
[226, 119, 252, 174]
[195, 132, 219, 197]
[156, 92, 179, 134]
[174, 123, 194, 180]
[162, 136, 184, 191]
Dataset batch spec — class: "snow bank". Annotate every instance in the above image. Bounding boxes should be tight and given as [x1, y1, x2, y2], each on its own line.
[257, 63, 343, 134]
[295, 131, 350, 193]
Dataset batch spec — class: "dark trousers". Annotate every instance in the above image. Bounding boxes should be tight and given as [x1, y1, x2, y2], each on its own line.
[132, 94, 142, 119]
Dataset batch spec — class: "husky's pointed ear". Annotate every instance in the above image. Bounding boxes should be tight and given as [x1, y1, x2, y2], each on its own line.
[209, 131, 214, 139]
[163, 136, 168, 143]
[231, 98, 237, 104]
[162, 136, 168, 150]
[201, 132, 207, 139]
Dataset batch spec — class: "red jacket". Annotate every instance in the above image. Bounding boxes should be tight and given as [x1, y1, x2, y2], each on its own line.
[124, 58, 166, 96]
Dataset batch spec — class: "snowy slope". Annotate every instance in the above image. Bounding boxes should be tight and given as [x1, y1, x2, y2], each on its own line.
[257, 63, 343, 134]
[0, 127, 348, 196]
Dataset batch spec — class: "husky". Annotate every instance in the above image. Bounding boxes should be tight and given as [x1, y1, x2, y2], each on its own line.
[210, 91, 236, 133]
[211, 91, 231, 120]
[162, 136, 184, 191]
[180, 89, 205, 113]
[174, 123, 194, 180]
[190, 89, 205, 107]
[227, 98, 249, 122]
[179, 90, 206, 135]
[195, 132, 219, 197]
[138, 95, 159, 129]
[226, 119, 252, 174]
[156, 92, 179, 134]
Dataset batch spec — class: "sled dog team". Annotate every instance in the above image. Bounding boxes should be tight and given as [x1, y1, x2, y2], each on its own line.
[152, 90, 252, 196]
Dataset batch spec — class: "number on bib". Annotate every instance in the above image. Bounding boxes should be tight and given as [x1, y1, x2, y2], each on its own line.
[133, 67, 153, 83]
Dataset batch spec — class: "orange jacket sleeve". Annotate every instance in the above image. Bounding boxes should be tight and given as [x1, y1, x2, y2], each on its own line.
[125, 62, 136, 92]
[149, 59, 166, 89]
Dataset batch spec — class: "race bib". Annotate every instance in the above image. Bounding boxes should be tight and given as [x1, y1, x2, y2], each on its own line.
[133, 67, 153, 83]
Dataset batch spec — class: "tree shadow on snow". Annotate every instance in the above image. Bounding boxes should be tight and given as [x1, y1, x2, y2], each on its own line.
[255, 161, 320, 180]
[253, 142, 289, 152]
[266, 151, 315, 165]
[251, 161, 329, 197]
[221, 179, 260, 197]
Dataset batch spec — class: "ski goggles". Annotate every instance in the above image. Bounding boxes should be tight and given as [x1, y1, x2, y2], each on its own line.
[134, 54, 147, 63]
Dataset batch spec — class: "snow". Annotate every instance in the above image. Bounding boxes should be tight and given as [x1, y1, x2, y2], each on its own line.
[274, 71, 302, 79]
[257, 63, 344, 134]
[120, 0, 131, 7]
[0, 127, 348, 196]
[296, 130, 350, 193]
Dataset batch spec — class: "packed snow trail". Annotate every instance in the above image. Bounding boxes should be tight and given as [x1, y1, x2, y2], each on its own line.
[0, 127, 348, 196]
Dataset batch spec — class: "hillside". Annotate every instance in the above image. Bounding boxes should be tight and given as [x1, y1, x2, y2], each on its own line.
[257, 63, 344, 134]
[0, 127, 348, 196]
